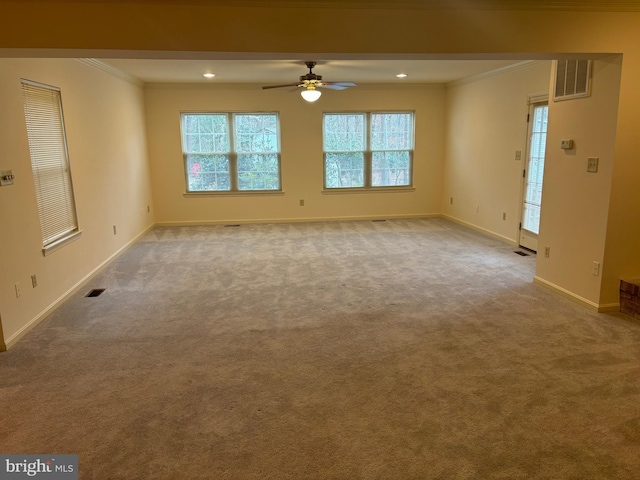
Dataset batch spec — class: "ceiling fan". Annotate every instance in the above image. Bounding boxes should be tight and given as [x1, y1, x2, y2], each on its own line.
[262, 61, 357, 102]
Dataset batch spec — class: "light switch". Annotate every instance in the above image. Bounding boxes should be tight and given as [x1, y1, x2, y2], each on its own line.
[561, 139, 574, 150]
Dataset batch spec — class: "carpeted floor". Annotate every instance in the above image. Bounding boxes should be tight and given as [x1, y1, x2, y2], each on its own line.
[1, 218, 639, 479]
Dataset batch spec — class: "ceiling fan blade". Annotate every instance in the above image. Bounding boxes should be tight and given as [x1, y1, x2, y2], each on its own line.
[319, 84, 348, 90]
[262, 83, 300, 90]
[324, 81, 357, 87]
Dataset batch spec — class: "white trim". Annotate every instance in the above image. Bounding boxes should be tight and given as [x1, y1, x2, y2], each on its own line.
[597, 303, 622, 313]
[528, 93, 550, 105]
[184, 191, 285, 198]
[4, 224, 154, 350]
[322, 187, 415, 195]
[42, 230, 82, 256]
[154, 213, 438, 227]
[441, 214, 518, 246]
[533, 275, 601, 312]
[75, 59, 144, 87]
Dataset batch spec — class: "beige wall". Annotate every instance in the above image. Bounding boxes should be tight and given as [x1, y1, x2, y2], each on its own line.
[0, 5, 630, 58]
[444, 58, 623, 308]
[536, 56, 622, 307]
[602, 51, 640, 306]
[0, 58, 154, 347]
[443, 61, 552, 243]
[145, 84, 444, 224]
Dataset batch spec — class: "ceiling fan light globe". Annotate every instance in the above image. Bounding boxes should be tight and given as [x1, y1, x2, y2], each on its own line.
[301, 89, 321, 102]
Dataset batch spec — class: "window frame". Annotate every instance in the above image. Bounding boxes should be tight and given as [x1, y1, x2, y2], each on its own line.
[21, 79, 81, 256]
[180, 111, 283, 195]
[322, 111, 415, 192]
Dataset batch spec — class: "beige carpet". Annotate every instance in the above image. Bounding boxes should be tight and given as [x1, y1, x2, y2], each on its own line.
[1, 218, 639, 479]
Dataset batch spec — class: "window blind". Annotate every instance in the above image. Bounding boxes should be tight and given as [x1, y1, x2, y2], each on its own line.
[21, 80, 78, 247]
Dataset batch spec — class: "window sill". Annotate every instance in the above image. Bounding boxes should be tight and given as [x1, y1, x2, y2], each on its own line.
[183, 191, 285, 198]
[42, 230, 83, 257]
[322, 186, 415, 195]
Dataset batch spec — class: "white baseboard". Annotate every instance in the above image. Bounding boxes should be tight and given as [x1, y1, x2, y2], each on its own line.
[4, 224, 155, 350]
[154, 213, 440, 227]
[440, 214, 518, 247]
[532, 276, 620, 313]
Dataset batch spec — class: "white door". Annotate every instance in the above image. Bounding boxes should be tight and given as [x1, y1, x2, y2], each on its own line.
[520, 100, 549, 252]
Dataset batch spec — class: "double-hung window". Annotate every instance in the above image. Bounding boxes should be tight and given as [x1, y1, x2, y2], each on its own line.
[181, 113, 281, 192]
[22, 80, 80, 254]
[323, 112, 414, 189]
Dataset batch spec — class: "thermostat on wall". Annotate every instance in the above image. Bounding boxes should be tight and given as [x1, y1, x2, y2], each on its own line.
[0, 170, 15, 186]
[560, 139, 574, 149]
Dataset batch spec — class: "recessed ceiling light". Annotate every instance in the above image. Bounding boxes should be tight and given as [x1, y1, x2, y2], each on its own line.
[396, 73, 408, 78]
[203, 73, 215, 78]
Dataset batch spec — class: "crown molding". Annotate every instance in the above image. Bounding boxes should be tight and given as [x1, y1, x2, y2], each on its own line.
[75, 58, 144, 87]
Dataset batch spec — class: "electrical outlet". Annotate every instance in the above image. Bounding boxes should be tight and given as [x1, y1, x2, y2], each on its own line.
[31, 274, 37, 288]
[587, 157, 599, 173]
[544, 246, 550, 258]
[146, 205, 150, 213]
[475, 205, 480, 213]
[515, 150, 522, 161]
[450, 197, 453, 205]
[15, 282, 21, 298]
[113, 225, 117, 235]
[592, 261, 600, 276]
[502, 212, 507, 221]
[299, 199, 305, 207]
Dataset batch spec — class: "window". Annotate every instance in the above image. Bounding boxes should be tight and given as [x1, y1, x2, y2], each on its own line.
[181, 113, 281, 192]
[22, 80, 80, 254]
[323, 112, 414, 189]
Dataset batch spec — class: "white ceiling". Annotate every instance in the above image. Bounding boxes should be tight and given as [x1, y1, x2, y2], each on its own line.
[98, 58, 530, 85]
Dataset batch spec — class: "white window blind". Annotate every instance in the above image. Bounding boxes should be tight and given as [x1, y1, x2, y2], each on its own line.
[22, 80, 79, 248]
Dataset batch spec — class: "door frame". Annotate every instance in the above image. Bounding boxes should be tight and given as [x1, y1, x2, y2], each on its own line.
[518, 94, 549, 252]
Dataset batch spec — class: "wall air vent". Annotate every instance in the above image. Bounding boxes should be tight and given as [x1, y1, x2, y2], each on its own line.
[554, 60, 591, 101]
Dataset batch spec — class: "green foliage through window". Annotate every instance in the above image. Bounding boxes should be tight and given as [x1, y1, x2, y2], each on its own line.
[323, 112, 413, 189]
[181, 113, 281, 192]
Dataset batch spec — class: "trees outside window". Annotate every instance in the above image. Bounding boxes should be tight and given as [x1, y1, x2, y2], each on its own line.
[323, 112, 413, 189]
[181, 113, 281, 192]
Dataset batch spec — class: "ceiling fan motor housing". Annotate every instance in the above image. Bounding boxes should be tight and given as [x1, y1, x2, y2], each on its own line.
[300, 73, 322, 82]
